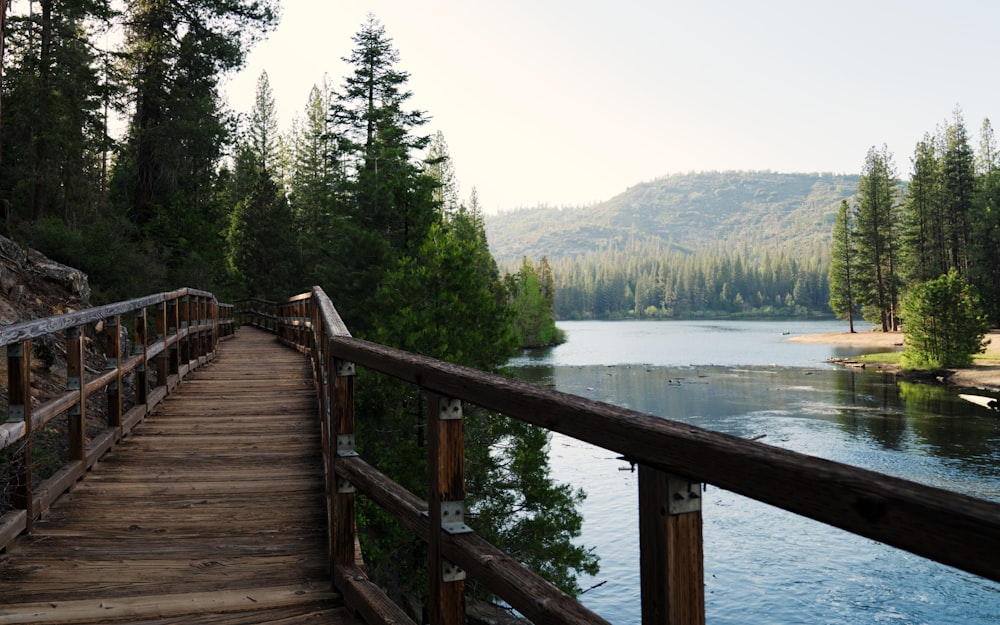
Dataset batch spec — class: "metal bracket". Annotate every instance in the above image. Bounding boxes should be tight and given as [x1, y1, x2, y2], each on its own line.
[667, 475, 703, 515]
[134, 345, 145, 355]
[7, 342, 23, 357]
[6, 405, 24, 423]
[106, 357, 118, 370]
[67, 376, 81, 391]
[336, 360, 356, 377]
[438, 397, 462, 421]
[337, 478, 356, 494]
[442, 558, 466, 582]
[336, 434, 358, 457]
[440, 500, 473, 534]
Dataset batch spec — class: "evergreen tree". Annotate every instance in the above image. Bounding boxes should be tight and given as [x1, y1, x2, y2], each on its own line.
[854, 145, 902, 331]
[0, 0, 110, 226]
[970, 119, 1000, 324]
[828, 200, 858, 331]
[901, 269, 990, 369]
[939, 108, 976, 274]
[326, 13, 437, 332]
[900, 137, 946, 284]
[225, 74, 300, 299]
[110, 0, 277, 291]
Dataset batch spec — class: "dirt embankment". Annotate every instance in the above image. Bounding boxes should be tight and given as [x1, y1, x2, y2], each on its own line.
[787, 330, 1000, 392]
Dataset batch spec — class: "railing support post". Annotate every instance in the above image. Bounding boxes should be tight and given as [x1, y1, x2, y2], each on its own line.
[66, 327, 86, 464]
[104, 316, 122, 430]
[639, 467, 705, 625]
[7, 340, 34, 530]
[134, 308, 148, 406]
[330, 354, 357, 570]
[428, 393, 466, 625]
[167, 297, 179, 378]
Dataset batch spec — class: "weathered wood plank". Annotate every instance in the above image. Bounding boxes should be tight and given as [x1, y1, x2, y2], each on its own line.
[0, 327, 357, 625]
[0, 583, 340, 624]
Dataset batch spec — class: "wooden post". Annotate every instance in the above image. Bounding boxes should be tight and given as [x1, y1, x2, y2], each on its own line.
[103, 316, 122, 429]
[66, 326, 86, 463]
[7, 340, 33, 530]
[330, 353, 357, 570]
[134, 308, 148, 406]
[428, 393, 466, 625]
[638, 467, 705, 625]
[179, 295, 190, 366]
[155, 302, 169, 388]
[166, 297, 179, 376]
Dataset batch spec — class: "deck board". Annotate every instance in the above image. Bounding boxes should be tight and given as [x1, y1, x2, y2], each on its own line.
[0, 328, 361, 625]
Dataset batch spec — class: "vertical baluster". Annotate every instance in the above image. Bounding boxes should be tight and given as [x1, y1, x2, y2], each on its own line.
[428, 393, 467, 625]
[166, 297, 179, 378]
[134, 308, 148, 407]
[104, 316, 122, 430]
[639, 467, 705, 625]
[7, 340, 34, 530]
[331, 354, 357, 569]
[179, 294, 190, 367]
[155, 302, 169, 389]
[66, 327, 86, 464]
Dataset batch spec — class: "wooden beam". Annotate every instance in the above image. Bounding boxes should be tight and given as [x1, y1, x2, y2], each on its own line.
[6, 340, 32, 529]
[639, 467, 705, 625]
[428, 394, 466, 625]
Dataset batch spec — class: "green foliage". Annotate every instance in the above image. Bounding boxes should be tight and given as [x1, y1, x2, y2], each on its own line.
[853, 145, 902, 331]
[901, 270, 990, 369]
[507, 257, 565, 347]
[828, 200, 858, 330]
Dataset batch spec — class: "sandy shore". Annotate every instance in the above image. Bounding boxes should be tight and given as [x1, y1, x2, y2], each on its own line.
[787, 329, 1000, 391]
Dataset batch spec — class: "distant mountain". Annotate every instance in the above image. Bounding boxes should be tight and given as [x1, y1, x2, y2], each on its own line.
[485, 171, 860, 266]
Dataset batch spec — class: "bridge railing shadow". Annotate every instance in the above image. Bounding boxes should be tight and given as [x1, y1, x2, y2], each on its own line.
[238, 287, 1000, 625]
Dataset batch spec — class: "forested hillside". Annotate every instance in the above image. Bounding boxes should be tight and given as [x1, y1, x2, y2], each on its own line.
[486, 171, 858, 264]
[486, 171, 858, 319]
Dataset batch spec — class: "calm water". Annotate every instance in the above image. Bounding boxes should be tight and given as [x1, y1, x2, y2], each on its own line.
[508, 320, 1000, 625]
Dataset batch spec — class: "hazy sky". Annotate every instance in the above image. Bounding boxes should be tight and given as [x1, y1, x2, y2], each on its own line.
[224, 1, 999, 212]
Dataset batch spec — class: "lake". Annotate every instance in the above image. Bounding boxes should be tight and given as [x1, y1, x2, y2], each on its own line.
[507, 320, 1000, 625]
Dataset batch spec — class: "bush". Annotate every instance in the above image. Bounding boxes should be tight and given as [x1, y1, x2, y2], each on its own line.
[901, 270, 991, 369]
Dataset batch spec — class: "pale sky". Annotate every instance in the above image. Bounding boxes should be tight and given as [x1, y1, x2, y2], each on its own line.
[223, 1, 1000, 213]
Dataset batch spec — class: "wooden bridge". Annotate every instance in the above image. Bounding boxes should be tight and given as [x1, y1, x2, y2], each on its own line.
[1, 287, 999, 625]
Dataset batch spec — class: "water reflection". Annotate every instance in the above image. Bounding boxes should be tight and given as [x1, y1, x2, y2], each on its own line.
[508, 320, 1000, 624]
[514, 363, 1000, 489]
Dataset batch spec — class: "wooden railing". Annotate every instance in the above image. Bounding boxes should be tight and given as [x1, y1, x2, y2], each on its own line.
[0, 288, 234, 550]
[242, 287, 1000, 625]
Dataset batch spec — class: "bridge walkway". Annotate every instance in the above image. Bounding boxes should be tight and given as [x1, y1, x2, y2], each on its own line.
[0, 327, 360, 625]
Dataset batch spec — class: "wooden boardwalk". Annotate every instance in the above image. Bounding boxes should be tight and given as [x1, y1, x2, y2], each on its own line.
[0, 328, 361, 625]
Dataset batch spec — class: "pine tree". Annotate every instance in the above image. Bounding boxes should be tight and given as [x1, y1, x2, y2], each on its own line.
[225, 73, 300, 299]
[828, 200, 857, 331]
[326, 13, 437, 332]
[970, 118, 1000, 324]
[854, 145, 902, 331]
[900, 137, 946, 284]
[114, 0, 277, 231]
[939, 109, 976, 274]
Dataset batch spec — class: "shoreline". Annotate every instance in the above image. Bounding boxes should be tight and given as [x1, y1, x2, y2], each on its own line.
[786, 330, 1000, 392]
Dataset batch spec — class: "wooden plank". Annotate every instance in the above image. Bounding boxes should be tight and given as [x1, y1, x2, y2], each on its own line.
[0, 327, 356, 625]
[0, 583, 339, 624]
[0, 511, 27, 551]
[334, 564, 416, 625]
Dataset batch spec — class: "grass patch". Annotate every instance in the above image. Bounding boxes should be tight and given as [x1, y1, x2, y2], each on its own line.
[856, 351, 905, 365]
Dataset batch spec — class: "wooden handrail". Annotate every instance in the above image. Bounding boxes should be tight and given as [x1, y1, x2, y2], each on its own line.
[254, 287, 1000, 625]
[1, 288, 234, 550]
